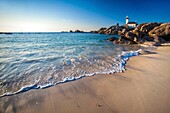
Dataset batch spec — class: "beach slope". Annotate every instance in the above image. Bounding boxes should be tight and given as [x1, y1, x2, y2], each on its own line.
[0, 47, 170, 113]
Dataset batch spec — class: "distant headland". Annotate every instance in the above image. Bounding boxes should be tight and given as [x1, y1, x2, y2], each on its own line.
[0, 32, 13, 35]
[91, 16, 170, 46]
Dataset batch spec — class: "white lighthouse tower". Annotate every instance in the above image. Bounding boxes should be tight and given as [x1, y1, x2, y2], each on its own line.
[125, 16, 138, 28]
[126, 16, 129, 24]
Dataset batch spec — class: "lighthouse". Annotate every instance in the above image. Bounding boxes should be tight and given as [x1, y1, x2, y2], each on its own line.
[126, 16, 129, 24]
[126, 16, 138, 28]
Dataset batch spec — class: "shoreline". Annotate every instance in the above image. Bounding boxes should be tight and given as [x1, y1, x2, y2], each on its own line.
[0, 46, 145, 98]
[0, 46, 170, 113]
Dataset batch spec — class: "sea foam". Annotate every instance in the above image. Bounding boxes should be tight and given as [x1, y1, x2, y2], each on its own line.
[0, 49, 142, 98]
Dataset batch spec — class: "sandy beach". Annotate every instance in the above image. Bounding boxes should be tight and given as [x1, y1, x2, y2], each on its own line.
[0, 46, 170, 113]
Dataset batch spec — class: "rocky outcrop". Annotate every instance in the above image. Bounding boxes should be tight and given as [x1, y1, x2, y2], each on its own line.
[137, 22, 161, 33]
[75, 30, 84, 33]
[113, 36, 138, 45]
[70, 30, 73, 33]
[92, 22, 170, 46]
[97, 28, 107, 34]
[0, 32, 13, 35]
[107, 37, 118, 42]
[148, 23, 170, 41]
[70, 30, 84, 33]
[91, 24, 131, 35]
[102, 22, 170, 46]
[90, 31, 98, 33]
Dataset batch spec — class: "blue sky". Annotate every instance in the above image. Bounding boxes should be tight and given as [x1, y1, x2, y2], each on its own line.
[0, 0, 170, 32]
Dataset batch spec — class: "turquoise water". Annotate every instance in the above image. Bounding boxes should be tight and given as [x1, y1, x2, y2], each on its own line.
[0, 33, 145, 97]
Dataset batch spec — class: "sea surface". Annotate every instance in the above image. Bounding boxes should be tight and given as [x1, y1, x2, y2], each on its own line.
[0, 32, 152, 97]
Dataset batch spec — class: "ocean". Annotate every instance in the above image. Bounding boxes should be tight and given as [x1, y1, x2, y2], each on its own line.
[0, 32, 151, 97]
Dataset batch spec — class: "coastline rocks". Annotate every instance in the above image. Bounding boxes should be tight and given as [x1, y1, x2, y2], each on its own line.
[98, 28, 107, 34]
[138, 22, 161, 33]
[75, 30, 84, 33]
[125, 31, 147, 43]
[107, 37, 118, 41]
[0, 32, 13, 35]
[91, 25, 130, 35]
[70, 30, 84, 33]
[70, 30, 73, 33]
[90, 31, 98, 33]
[121, 28, 128, 35]
[95, 22, 170, 46]
[125, 31, 136, 40]
[148, 23, 170, 41]
[113, 36, 139, 45]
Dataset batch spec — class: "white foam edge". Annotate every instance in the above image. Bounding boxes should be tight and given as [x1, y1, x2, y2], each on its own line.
[0, 49, 142, 98]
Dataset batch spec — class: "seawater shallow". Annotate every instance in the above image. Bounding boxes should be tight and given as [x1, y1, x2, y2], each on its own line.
[0, 33, 154, 97]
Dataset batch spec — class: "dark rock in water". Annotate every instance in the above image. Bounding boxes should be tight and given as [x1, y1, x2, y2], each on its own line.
[111, 30, 118, 35]
[113, 36, 138, 45]
[75, 30, 84, 33]
[90, 31, 98, 33]
[69, 30, 84, 33]
[107, 37, 118, 41]
[124, 31, 145, 44]
[70, 30, 73, 33]
[0, 32, 13, 35]
[93, 22, 170, 46]
[61, 31, 68, 33]
[98, 28, 107, 34]
[149, 23, 170, 41]
[125, 31, 137, 41]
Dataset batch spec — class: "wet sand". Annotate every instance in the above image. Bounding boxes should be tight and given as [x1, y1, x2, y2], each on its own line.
[0, 46, 170, 113]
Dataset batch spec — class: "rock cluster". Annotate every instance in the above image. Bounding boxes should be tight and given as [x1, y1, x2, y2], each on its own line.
[92, 22, 170, 46]
[70, 30, 84, 33]
[0, 32, 13, 35]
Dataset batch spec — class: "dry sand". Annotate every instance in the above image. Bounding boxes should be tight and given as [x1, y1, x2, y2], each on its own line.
[0, 46, 170, 113]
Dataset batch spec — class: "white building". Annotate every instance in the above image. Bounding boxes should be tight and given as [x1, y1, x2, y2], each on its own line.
[126, 16, 137, 28]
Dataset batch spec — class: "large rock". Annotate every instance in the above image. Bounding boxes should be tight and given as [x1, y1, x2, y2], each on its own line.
[113, 36, 138, 45]
[94, 25, 128, 35]
[132, 30, 144, 38]
[105, 26, 120, 35]
[124, 31, 145, 44]
[137, 23, 147, 30]
[132, 30, 154, 41]
[75, 30, 84, 33]
[109, 31, 146, 45]
[98, 28, 107, 34]
[111, 30, 119, 35]
[125, 31, 136, 40]
[106, 37, 118, 41]
[138, 22, 161, 33]
[105, 26, 116, 34]
[121, 28, 127, 35]
[148, 23, 170, 41]
[96, 22, 170, 46]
